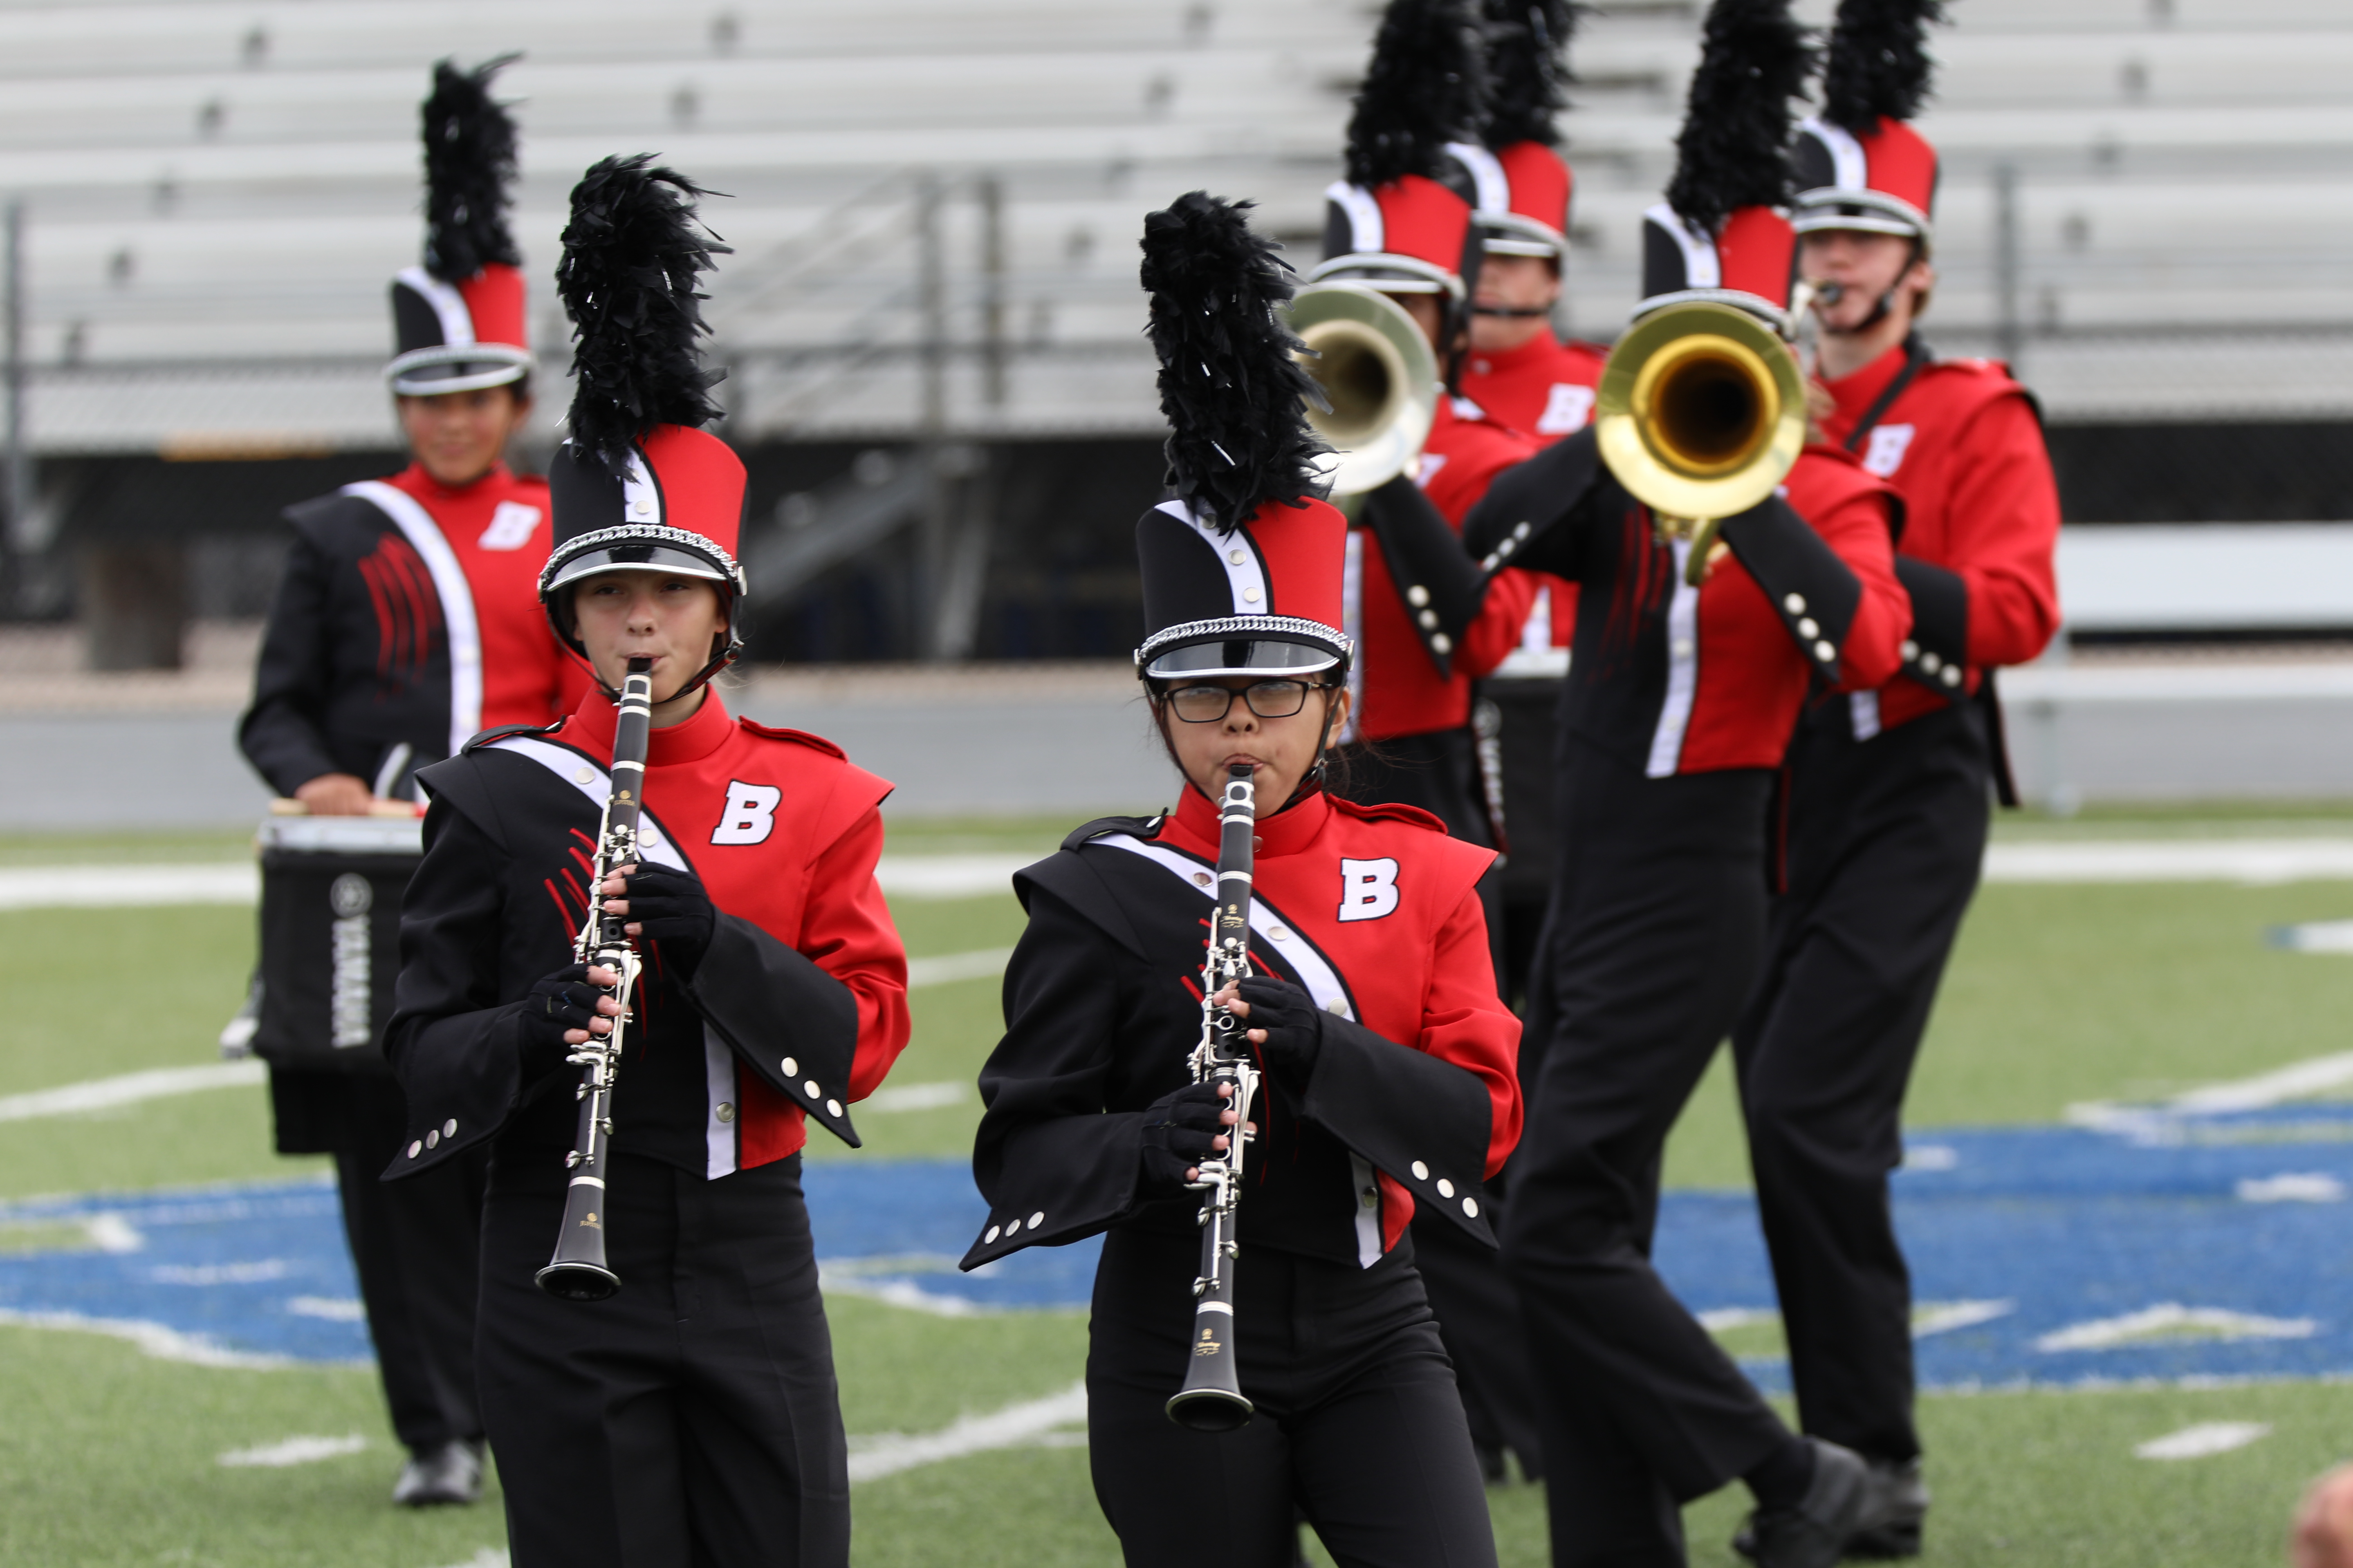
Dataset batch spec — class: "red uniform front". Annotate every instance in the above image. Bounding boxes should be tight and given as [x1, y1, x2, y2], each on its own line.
[1818, 343, 2062, 733]
[1342, 399, 1541, 743]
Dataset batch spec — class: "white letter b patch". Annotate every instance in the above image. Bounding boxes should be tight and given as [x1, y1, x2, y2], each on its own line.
[1337, 858, 1400, 922]
[711, 780, 782, 845]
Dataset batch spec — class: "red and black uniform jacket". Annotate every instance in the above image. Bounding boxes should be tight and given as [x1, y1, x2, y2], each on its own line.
[382, 685, 911, 1183]
[239, 462, 587, 798]
[1465, 427, 1909, 776]
[1343, 397, 1541, 743]
[960, 785, 1521, 1272]
[1820, 337, 2062, 738]
[1461, 332, 1609, 662]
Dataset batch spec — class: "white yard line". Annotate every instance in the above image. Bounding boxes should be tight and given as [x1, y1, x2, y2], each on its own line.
[217, 1433, 367, 1468]
[0, 1306, 312, 1369]
[2035, 1304, 2317, 1353]
[2070, 1048, 2353, 1135]
[875, 854, 1033, 900]
[905, 948, 1012, 989]
[0, 1060, 264, 1123]
[1983, 839, 2353, 884]
[864, 1081, 972, 1113]
[846, 1380, 1088, 1483]
[2135, 1422, 2272, 1460]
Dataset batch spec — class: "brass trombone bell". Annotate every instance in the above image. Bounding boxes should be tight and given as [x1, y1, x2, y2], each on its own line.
[1595, 301, 1806, 583]
[1281, 282, 1440, 497]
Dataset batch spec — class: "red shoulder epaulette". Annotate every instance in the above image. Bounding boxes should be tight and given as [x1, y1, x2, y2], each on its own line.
[736, 717, 848, 760]
[1326, 794, 1450, 835]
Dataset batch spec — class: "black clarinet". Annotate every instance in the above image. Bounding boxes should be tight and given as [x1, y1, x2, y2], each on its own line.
[535, 656, 655, 1302]
[1166, 762, 1262, 1431]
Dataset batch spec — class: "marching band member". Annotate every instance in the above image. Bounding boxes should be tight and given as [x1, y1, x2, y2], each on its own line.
[1306, 0, 1541, 843]
[960, 192, 1520, 1568]
[1464, 1, 1910, 1561]
[1730, 2, 2062, 1554]
[384, 157, 910, 1568]
[234, 58, 575, 1508]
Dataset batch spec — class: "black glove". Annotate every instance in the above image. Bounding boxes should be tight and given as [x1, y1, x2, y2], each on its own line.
[521, 962, 608, 1077]
[615, 863, 716, 974]
[1137, 1080, 1228, 1198]
[1236, 976, 1324, 1091]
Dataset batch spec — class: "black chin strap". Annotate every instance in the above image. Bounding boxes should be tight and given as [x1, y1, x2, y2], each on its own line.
[1285, 679, 1349, 811]
[1469, 303, 1553, 318]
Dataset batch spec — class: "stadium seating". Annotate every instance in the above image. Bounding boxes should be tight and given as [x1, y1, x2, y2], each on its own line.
[0, 0, 2342, 451]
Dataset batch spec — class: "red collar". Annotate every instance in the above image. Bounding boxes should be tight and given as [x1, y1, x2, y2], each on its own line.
[1466, 331, 1563, 380]
[391, 460, 512, 505]
[1822, 341, 1913, 424]
[563, 682, 736, 768]
[1163, 782, 1332, 860]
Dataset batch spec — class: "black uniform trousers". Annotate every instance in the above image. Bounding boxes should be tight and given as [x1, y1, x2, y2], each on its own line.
[280, 1071, 485, 1454]
[1332, 724, 1540, 1475]
[1502, 739, 1791, 1568]
[1730, 696, 1991, 1465]
[1086, 1225, 1497, 1568]
[476, 1149, 850, 1568]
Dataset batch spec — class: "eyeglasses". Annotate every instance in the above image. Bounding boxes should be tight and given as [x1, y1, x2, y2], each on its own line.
[1163, 680, 1328, 724]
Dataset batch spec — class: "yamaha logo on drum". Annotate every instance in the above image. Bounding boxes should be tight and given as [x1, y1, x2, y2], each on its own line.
[329, 873, 374, 1049]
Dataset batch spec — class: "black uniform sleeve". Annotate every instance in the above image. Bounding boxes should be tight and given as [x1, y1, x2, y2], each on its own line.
[1460, 424, 1606, 582]
[1360, 474, 1489, 679]
[1300, 1010, 1498, 1247]
[380, 791, 543, 1180]
[685, 914, 864, 1149]
[960, 884, 1148, 1270]
[1893, 555, 1970, 695]
[1718, 494, 1864, 682]
[237, 530, 345, 797]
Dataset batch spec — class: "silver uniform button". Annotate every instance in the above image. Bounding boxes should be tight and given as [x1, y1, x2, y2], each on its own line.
[827, 1099, 844, 1118]
[1900, 639, 1920, 660]
[1920, 652, 1942, 673]
[1242, 587, 1262, 604]
[443, 1119, 457, 1137]
[1783, 593, 1806, 614]
[1004, 1218, 1022, 1235]
[408, 1140, 422, 1158]
[1407, 585, 1431, 608]
[1360, 1187, 1377, 1209]
[1270, 926, 1290, 941]
[1671, 638, 1695, 659]
[1029, 1210, 1046, 1228]
[426, 1130, 439, 1148]
[1324, 998, 1348, 1016]
[1417, 609, 1439, 630]
[1814, 641, 1837, 663]
[1193, 872, 1211, 888]
[782, 1056, 799, 1078]
[1228, 549, 1247, 566]
[1411, 1160, 1430, 1181]
[804, 1080, 821, 1099]
[985, 1225, 1000, 1243]
[1513, 521, 1532, 540]
[1431, 632, 1452, 655]
[1941, 666, 1963, 686]
[716, 1102, 736, 1123]
[1436, 1178, 1456, 1198]
[1463, 1196, 1480, 1219]
[1797, 617, 1819, 639]
[574, 768, 594, 784]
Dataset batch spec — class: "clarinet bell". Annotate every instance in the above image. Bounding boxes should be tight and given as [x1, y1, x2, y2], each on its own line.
[536, 1179, 621, 1301]
[1165, 1316, 1254, 1432]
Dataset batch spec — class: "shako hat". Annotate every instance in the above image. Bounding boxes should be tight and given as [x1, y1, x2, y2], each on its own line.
[1447, 0, 1577, 263]
[1635, 0, 1816, 331]
[1792, 0, 1946, 246]
[1133, 193, 1350, 683]
[1311, 0, 1489, 300]
[540, 155, 746, 688]
[387, 58, 534, 397]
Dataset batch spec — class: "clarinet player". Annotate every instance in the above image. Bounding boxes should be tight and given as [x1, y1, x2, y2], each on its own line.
[959, 193, 1521, 1568]
[383, 157, 910, 1568]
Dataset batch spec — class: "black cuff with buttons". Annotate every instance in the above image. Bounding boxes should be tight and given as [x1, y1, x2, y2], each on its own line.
[1718, 494, 1863, 679]
[1893, 555, 1971, 695]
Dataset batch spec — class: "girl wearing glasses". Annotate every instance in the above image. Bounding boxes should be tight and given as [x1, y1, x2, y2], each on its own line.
[956, 195, 1522, 1568]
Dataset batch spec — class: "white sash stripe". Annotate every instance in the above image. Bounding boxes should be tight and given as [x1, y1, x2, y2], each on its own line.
[344, 481, 483, 759]
[1646, 538, 1700, 777]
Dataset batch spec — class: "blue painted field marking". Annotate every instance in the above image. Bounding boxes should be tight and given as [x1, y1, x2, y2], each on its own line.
[2, 1111, 2348, 1384]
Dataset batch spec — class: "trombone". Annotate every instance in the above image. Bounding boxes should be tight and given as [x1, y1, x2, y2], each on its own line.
[1282, 282, 1440, 499]
[1593, 300, 1806, 586]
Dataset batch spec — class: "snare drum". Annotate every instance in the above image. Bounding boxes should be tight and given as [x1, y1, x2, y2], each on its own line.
[253, 814, 424, 1073]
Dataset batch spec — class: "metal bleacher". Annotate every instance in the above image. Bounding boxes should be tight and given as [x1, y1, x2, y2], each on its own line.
[1, 0, 2349, 457]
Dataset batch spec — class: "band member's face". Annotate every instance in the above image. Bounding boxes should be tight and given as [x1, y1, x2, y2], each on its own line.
[570, 571, 727, 706]
[1382, 291, 1449, 355]
[1470, 254, 1560, 352]
[1157, 676, 1350, 819]
[396, 386, 532, 488]
[1800, 230, 1936, 336]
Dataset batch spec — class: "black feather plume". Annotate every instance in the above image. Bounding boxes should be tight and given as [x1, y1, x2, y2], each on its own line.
[1483, 0, 1578, 149]
[1821, 0, 1946, 133]
[555, 155, 732, 476]
[1344, 0, 1490, 189]
[421, 56, 523, 281]
[1664, 0, 1817, 235]
[1140, 193, 1327, 533]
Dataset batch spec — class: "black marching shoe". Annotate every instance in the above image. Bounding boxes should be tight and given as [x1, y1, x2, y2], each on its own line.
[1736, 1438, 1869, 1568]
[1846, 1458, 1929, 1558]
[392, 1438, 485, 1507]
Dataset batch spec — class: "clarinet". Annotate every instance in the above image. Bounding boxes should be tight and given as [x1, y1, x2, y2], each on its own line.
[1165, 762, 1262, 1431]
[535, 656, 655, 1302]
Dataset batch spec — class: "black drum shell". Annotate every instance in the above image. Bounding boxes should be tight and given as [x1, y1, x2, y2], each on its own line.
[252, 823, 422, 1075]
